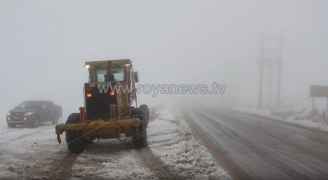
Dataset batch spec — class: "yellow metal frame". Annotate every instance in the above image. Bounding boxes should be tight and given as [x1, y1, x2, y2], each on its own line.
[55, 118, 140, 144]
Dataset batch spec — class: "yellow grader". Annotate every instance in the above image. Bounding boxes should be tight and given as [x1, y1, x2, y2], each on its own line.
[55, 59, 149, 153]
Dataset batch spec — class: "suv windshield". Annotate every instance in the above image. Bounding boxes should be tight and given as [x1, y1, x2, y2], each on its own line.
[16, 102, 44, 110]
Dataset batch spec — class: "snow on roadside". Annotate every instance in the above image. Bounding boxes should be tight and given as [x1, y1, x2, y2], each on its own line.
[148, 108, 231, 180]
[0, 106, 231, 180]
[72, 147, 158, 180]
[0, 125, 62, 180]
[236, 107, 328, 132]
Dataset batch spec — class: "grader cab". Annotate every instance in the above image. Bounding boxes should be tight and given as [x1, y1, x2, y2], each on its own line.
[55, 59, 149, 153]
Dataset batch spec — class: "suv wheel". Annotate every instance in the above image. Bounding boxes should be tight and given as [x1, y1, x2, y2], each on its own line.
[28, 118, 40, 128]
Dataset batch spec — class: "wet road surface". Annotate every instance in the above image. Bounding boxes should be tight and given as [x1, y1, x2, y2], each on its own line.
[185, 108, 328, 180]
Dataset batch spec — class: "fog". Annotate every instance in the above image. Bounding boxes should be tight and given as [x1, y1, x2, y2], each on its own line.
[0, 0, 327, 117]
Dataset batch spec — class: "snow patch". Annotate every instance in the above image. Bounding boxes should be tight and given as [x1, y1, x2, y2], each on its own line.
[148, 108, 231, 180]
[72, 151, 158, 180]
[237, 107, 328, 132]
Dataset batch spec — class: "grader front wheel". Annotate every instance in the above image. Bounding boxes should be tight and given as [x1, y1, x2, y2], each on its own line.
[133, 124, 148, 148]
[139, 104, 150, 126]
[133, 107, 148, 148]
[65, 113, 86, 153]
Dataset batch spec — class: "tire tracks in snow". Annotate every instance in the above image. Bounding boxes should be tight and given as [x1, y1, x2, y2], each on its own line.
[134, 147, 184, 180]
[47, 153, 79, 180]
[22, 151, 78, 180]
[134, 112, 185, 180]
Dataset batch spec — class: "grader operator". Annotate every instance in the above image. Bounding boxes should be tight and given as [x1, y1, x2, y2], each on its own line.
[55, 59, 149, 153]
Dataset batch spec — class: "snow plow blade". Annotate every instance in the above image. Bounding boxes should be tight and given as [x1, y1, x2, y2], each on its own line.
[55, 118, 141, 144]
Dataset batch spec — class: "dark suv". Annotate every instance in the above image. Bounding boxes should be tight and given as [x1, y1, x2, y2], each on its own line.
[6, 101, 63, 128]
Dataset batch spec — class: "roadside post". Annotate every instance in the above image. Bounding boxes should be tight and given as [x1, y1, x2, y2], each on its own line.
[310, 85, 328, 125]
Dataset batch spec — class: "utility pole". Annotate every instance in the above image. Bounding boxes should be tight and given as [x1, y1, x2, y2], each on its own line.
[276, 33, 284, 108]
[258, 37, 264, 109]
[257, 33, 284, 109]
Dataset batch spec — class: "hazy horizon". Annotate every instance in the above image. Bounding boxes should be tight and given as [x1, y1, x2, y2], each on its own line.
[1, 0, 327, 116]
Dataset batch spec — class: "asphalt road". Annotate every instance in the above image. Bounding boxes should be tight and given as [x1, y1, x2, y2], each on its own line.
[185, 108, 328, 180]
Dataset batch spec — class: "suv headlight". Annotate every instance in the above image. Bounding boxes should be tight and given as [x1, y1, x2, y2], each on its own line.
[24, 112, 34, 116]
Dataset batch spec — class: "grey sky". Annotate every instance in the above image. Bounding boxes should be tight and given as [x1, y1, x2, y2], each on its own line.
[0, 0, 327, 115]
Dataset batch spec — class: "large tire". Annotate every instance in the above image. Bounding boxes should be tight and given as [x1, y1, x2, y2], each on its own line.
[133, 124, 148, 148]
[132, 108, 148, 148]
[65, 113, 86, 153]
[139, 104, 150, 127]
